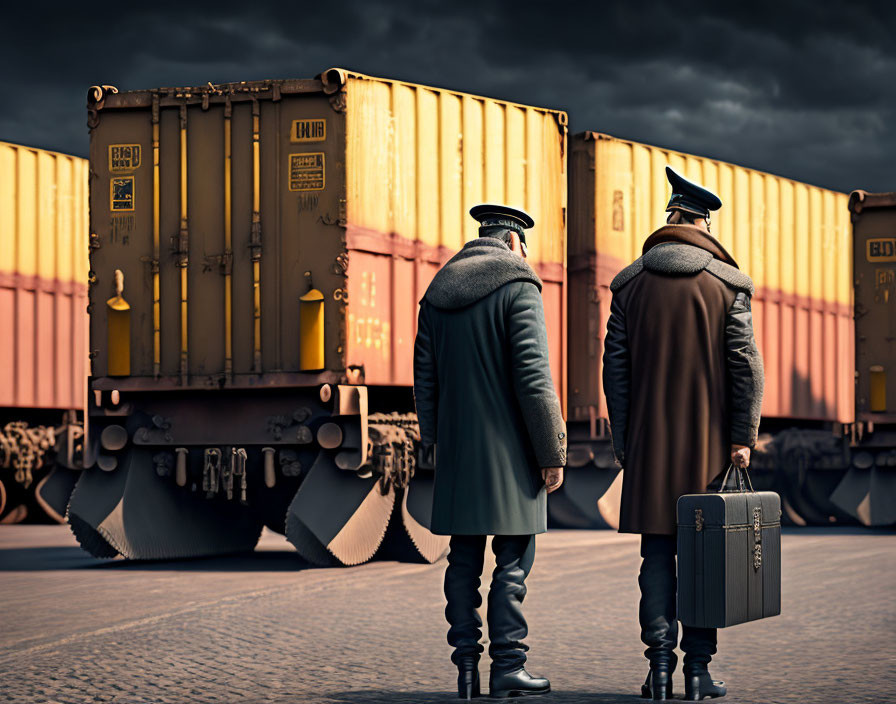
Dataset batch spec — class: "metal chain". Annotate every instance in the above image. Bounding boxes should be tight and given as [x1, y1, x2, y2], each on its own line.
[366, 413, 421, 493]
[0, 422, 55, 489]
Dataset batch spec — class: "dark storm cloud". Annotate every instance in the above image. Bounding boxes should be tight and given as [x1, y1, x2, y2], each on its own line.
[1, 0, 893, 192]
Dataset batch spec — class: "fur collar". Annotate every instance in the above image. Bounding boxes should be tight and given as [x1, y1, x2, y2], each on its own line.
[422, 238, 542, 310]
[642, 224, 739, 268]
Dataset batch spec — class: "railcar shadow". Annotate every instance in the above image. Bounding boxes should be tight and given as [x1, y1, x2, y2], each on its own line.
[326, 692, 637, 703]
[0, 545, 316, 572]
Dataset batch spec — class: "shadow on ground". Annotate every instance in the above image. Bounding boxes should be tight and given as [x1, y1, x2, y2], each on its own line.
[326, 692, 638, 703]
[0, 545, 316, 572]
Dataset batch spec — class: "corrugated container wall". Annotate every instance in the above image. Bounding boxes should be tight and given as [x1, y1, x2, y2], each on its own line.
[569, 132, 853, 426]
[86, 72, 567, 408]
[342, 73, 568, 406]
[0, 141, 89, 412]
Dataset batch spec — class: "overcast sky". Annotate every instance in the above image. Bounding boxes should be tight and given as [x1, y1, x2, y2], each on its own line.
[2, 0, 893, 193]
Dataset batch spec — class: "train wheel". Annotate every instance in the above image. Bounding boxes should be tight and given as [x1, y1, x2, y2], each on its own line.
[831, 454, 896, 526]
[34, 467, 80, 524]
[547, 465, 621, 529]
[68, 447, 263, 560]
[376, 473, 449, 563]
[285, 451, 395, 566]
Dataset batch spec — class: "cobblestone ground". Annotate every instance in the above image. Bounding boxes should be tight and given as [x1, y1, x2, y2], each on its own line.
[1, 525, 894, 704]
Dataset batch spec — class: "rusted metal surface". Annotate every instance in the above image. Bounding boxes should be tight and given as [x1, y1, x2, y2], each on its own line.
[87, 78, 347, 385]
[87, 70, 568, 407]
[0, 141, 89, 413]
[849, 191, 896, 423]
[568, 132, 854, 431]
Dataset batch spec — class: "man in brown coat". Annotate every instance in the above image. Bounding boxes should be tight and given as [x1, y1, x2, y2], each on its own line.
[602, 167, 764, 701]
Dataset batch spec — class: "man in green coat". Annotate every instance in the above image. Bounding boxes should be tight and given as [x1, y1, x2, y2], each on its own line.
[413, 204, 566, 700]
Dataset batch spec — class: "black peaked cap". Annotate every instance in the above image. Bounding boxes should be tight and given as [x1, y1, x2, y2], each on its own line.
[470, 203, 535, 235]
[665, 166, 722, 219]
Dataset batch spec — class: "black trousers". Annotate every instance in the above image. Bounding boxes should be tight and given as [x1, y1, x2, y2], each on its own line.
[444, 534, 536, 672]
[639, 534, 717, 673]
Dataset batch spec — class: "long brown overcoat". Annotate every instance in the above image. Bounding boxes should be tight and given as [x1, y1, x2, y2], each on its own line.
[602, 225, 764, 535]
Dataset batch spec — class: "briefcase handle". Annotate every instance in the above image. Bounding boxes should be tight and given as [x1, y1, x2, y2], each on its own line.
[719, 463, 755, 493]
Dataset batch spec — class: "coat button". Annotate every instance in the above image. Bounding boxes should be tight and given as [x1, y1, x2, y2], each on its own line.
[558, 432, 565, 439]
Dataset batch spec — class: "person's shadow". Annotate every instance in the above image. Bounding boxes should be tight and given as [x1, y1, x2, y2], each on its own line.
[325, 692, 637, 703]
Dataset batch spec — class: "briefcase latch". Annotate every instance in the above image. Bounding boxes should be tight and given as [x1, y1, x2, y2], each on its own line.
[752, 506, 762, 569]
[695, 508, 704, 532]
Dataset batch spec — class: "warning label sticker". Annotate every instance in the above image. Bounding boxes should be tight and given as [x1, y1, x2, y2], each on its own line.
[109, 144, 141, 172]
[867, 238, 896, 262]
[289, 152, 325, 191]
[291, 119, 326, 143]
[110, 176, 135, 211]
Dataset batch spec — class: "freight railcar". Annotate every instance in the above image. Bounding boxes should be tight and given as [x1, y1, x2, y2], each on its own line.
[0, 141, 88, 524]
[68, 69, 894, 565]
[68, 71, 567, 564]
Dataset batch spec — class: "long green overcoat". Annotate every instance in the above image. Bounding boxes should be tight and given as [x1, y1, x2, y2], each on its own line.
[413, 237, 566, 536]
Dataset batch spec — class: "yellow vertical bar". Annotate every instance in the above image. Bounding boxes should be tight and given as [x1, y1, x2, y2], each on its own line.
[250, 99, 262, 372]
[178, 103, 189, 383]
[224, 98, 233, 378]
[151, 93, 161, 377]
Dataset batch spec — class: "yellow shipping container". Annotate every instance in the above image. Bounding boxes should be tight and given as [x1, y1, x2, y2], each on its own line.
[0, 141, 89, 411]
[339, 70, 568, 403]
[569, 132, 853, 425]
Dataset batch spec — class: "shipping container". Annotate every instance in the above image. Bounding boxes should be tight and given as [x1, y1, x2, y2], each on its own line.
[568, 132, 853, 431]
[71, 71, 567, 564]
[343, 72, 567, 404]
[86, 71, 567, 404]
[0, 141, 89, 414]
[848, 190, 896, 423]
[0, 141, 89, 524]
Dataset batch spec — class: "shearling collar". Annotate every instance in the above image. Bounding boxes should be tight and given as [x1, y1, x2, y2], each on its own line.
[422, 237, 542, 310]
[642, 224, 739, 268]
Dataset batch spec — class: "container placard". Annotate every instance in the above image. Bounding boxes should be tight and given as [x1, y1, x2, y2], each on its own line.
[291, 119, 326, 143]
[289, 153, 325, 191]
[867, 237, 896, 262]
[109, 144, 141, 172]
[110, 176, 135, 211]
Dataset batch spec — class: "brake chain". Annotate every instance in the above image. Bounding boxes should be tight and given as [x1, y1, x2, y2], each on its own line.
[0, 422, 55, 489]
[366, 413, 421, 494]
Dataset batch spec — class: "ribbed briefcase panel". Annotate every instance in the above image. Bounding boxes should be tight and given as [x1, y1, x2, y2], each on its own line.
[677, 491, 781, 628]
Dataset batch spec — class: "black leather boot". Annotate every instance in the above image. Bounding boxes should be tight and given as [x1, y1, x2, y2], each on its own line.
[489, 667, 550, 698]
[638, 536, 679, 700]
[681, 625, 721, 700]
[684, 668, 726, 700]
[456, 655, 481, 700]
[445, 536, 487, 698]
[641, 666, 673, 700]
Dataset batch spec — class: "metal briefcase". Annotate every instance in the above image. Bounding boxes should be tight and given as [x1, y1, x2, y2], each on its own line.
[677, 466, 782, 628]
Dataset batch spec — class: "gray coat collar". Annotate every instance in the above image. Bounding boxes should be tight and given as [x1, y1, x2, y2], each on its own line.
[423, 237, 542, 310]
[643, 243, 713, 275]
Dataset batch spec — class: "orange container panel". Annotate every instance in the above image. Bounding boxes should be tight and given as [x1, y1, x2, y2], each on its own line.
[568, 132, 853, 428]
[0, 141, 89, 412]
[342, 72, 568, 407]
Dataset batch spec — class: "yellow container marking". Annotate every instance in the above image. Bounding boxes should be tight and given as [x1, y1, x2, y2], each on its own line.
[108, 144, 142, 172]
[299, 288, 326, 371]
[288, 153, 325, 191]
[867, 238, 896, 262]
[870, 366, 887, 413]
[290, 119, 326, 143]
[110, 176, 135, 212]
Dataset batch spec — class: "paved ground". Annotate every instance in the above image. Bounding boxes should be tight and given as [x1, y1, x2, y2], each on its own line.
[1, 525, 894, 704]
